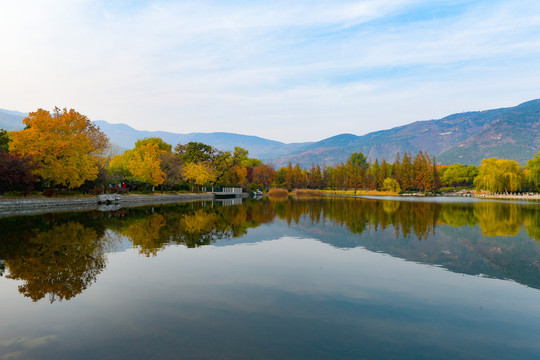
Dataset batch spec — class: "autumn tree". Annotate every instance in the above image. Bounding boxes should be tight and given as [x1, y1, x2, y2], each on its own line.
[380, 159, 389, 188]
[10, 108, 107, 188]
[393, 153, 401, 181]
[108, 151, 133, 186]
[368, 160, 380, 189]
[183, 161, 216, 192]
[292, 163, 308, 189]
[285, 162, 293, 190]
[413, 151, 432, 191]
[253, 164, 276, 189]
[309, 163, 322, 189]
[399, 153, 414, 191]
[128, 138, 171, 189]
[347, 152, 368, 190]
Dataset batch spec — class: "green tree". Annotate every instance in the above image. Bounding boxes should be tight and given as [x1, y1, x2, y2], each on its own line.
[382, 177, 401, 193]
[174, 142, 215, 163]
[526, 152, 540, 190]
[441, 164, 478, 187]
[474, 158, 524, 193]
[0, 129, 10, 153]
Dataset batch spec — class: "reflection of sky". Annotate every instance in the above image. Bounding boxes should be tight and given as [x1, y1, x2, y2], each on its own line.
[1, 234, 540, 359]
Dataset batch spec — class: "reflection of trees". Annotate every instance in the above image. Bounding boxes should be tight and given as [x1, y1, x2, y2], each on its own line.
[2, 197, 540, 304]
[439, 204, 477, 227]
[473, 202, 521, 237]
[267, 197, 540, 243]
[269, 198, 440, 241]
[122, 213, 167, 256]
[5, 222, 106, 303]
[525, 210, 540, 244]
[108, 200, 277, 253]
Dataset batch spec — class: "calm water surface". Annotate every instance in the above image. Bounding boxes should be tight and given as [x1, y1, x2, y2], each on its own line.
[2, 197, 540, 359]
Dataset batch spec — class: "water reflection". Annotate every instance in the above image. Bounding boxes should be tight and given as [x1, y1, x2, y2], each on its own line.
[1, 197, 540, 302]
[6, 222, 106, 302]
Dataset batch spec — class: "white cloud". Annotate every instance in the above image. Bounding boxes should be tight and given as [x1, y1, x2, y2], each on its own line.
[1, 0, 539, 142]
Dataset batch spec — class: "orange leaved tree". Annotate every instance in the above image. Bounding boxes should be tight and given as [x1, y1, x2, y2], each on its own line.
[9, 108, 106, 189]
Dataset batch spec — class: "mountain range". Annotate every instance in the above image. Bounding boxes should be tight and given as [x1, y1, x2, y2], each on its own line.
[1, 99, 539, 167]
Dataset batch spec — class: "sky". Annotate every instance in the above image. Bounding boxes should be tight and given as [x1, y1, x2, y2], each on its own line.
[1, 0, 539, 143]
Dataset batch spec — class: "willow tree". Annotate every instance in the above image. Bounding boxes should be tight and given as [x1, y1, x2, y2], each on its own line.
[526, 152, 540, 190]
[474, 158, 524, 193]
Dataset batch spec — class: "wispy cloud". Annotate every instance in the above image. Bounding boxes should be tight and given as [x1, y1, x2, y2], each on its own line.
[1, 0, 539, 142]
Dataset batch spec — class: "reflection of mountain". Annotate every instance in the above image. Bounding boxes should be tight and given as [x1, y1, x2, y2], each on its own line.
[1, 197, 540, 302]
[272, 198, 540, 290]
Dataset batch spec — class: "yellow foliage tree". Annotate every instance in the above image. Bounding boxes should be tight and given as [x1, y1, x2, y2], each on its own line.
[128, 142, 168, 187]
[10, 108, 104, 188]
[182, 161, 216, 191]
[109, 138, 171, 188]
[474, 158, 524, 193]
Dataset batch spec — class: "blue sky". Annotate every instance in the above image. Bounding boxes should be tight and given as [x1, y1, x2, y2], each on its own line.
[1, 0, 539, 142]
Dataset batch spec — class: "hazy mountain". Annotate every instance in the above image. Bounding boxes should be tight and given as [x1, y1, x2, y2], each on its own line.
[93, 120, 312, 159]
[0, 109, 26, 131]
[2, 99, 539, 166]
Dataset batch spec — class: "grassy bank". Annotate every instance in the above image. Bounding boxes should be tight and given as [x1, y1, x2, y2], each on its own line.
[266, 188, 399, 198]
[320, 189, 399, 196]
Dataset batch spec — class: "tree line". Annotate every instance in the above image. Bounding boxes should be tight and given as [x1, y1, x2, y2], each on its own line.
[1, 108, 540, 195]
[271, 151, 540, 194]
[0, 108, 276, 194]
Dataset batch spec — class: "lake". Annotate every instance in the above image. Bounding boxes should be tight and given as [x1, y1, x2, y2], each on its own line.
[1, 196, 540, 359]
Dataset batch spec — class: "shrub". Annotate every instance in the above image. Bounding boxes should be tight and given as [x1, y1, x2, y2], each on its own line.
[109, 187, 128, 194]
[43, 188, 57, 197]
[292, 189, 321, 197]
[267, 188, 289, 197]
[382, 178, 401, 193]
[89, 188, 103, 195]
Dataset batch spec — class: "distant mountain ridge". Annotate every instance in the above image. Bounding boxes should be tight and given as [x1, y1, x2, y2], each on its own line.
[1, 99, 539, 166]
[92, 120, 312, 159]
[271, 99, 540, 166]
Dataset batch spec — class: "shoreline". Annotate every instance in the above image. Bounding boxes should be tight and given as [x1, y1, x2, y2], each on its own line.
[0, 193, 215, 217]
[2, 191, 540, 217]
